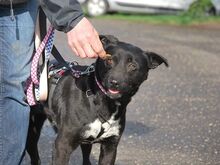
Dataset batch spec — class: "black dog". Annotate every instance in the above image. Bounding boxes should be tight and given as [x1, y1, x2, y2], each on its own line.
[26, 35, 168, 165]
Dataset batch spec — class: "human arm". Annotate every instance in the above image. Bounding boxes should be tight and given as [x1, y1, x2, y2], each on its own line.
[39, 0, 106, 58]
[39, 0, 83, 32]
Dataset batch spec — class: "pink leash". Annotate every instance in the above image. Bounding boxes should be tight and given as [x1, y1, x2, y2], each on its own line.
[26, 26, 54, 106]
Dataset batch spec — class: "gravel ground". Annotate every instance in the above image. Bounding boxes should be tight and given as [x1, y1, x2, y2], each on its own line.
[23, 19, 220, 165]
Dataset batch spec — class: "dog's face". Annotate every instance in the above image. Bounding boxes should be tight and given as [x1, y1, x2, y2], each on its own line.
[96, 35, 168, 99]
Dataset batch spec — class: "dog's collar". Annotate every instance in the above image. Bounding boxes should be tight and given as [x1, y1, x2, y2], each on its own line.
[94, 75, 108, 96]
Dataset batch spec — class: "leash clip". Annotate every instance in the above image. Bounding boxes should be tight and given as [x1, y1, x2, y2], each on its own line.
[10, 0, 15, 21]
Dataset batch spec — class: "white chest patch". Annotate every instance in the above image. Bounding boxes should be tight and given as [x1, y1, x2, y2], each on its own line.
[83, 111, 120, 140]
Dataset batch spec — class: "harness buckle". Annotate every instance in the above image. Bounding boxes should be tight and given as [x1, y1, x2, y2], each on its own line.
[81, 65, 95, 76]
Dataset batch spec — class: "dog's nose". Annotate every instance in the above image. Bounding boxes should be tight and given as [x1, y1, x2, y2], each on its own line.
[110, 79, 119, 88]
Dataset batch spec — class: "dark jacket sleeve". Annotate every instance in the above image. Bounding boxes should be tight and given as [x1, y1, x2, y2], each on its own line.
[39, 0, 84, 32]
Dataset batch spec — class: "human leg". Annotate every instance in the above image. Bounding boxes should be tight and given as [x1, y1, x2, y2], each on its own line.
[0, 1, 38, 164]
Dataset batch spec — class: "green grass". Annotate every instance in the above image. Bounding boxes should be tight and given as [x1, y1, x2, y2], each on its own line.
[94, 13, 220, 26]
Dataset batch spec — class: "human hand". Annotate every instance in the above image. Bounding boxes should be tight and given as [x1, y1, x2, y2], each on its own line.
[67, 17, 106, 59]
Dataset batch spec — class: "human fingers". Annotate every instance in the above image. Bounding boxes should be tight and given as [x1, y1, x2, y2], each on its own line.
[74, 42, 87, 58]
[67, 34, 87, 58]
[67, 17, 106, 59]
[83, 43, 98, 58]
[89, 30, 106, 59]
[74, 36, 97, 58]
[73, 48, 79, 57]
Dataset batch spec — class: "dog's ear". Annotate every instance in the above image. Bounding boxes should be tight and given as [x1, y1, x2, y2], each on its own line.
[145, 51, 169, 69]
[99, 35, 119, 49]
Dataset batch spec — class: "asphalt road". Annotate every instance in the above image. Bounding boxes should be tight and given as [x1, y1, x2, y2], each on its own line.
[23, 19, 220, 165]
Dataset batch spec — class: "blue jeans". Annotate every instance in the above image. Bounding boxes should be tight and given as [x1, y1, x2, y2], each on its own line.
[0, 1, 38, 164]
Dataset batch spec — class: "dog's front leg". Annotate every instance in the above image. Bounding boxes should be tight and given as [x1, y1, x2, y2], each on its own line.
[98, 138, 120, 165]
[81, 144, 92, 165]
[52, 132, 78, 165]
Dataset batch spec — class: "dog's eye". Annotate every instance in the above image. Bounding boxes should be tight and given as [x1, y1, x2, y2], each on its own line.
[107, 58, 113, 65]
[128, 63, 137, 72]
[105, 58, 113, 67]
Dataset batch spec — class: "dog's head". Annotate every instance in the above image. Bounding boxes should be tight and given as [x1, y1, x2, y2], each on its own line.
[95, 35, 168, 99]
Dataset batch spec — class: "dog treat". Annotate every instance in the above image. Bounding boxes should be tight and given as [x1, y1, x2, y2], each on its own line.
[102, 53, 112, 60]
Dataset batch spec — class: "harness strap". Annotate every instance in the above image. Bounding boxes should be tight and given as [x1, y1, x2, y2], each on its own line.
[51, 46, 72, 71]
